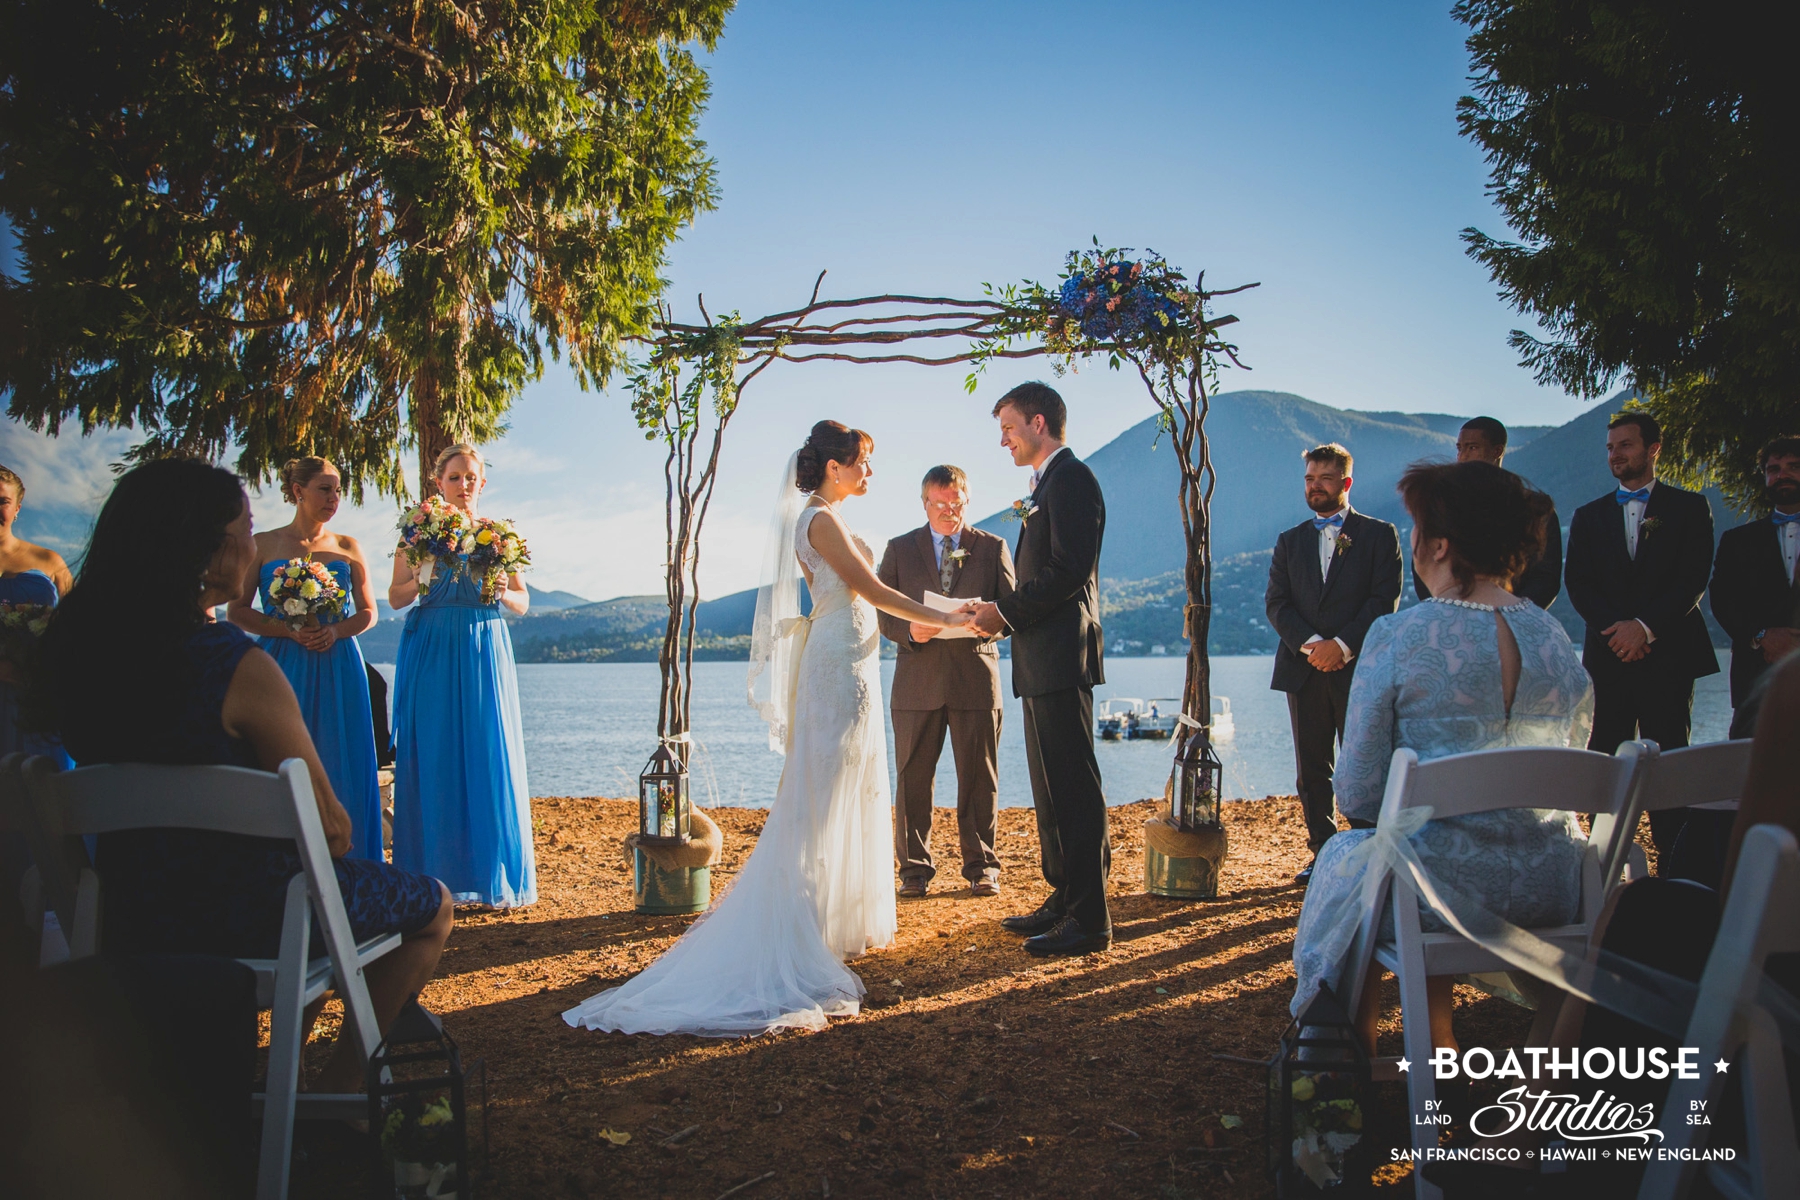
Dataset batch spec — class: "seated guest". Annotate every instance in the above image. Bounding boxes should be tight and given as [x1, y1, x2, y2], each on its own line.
[29, 459, 453, 1094]
[1290, 460, 1592, 1054]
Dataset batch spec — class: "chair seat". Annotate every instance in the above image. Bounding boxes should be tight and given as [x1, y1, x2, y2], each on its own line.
[240, 933, 402, 1008]
[1373, 925, 1591, 979]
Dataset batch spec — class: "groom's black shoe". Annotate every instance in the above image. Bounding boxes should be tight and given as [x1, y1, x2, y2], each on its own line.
[1000, 903, 1063, 937]
[1023, 916, 1112, 957]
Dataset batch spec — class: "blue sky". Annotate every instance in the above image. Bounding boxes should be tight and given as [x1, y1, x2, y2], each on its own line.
[3, 1, 1597, 600]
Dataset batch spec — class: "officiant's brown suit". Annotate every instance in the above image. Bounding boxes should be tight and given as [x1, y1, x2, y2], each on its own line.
[877, 525, 1016, 887]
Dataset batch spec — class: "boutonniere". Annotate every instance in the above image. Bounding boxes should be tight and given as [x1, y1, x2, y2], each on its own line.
[1333, 531, 1353, 553]
[947, 547, 970, 565]
[1004, 497, 1038, 524]
[1639, 516, 1663, 539]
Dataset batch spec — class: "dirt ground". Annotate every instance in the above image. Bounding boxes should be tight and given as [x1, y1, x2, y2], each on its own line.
[289, 795, 1577, 1199]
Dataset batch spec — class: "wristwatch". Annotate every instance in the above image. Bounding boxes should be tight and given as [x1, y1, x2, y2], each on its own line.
[1753, 628, 1767, 650]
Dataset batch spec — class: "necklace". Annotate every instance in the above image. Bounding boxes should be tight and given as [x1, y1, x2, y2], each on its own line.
[1425, 595, 1501, 612]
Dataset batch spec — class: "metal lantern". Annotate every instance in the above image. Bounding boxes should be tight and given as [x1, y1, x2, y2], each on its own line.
[1170, 724, 1223, 831]
[1266, 984, 1374, 1196]
[367, 997, 486, 1200]
[637, 742, 690, 847]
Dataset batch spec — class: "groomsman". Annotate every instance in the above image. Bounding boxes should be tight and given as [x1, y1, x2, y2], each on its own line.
[877, 465, 1016, 898]
[1707, 436, 1800, 737]
[1414, 416, 1562, 609]
[1565, 413, 1720, 852]
[1266, 444, 1403, 884]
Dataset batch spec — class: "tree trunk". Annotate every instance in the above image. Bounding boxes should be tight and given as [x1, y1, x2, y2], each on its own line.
[412, 365, 454, 495]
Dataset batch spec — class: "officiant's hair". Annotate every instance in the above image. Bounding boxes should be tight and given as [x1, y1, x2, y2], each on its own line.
[992, 381, 1066, 439]
[1398, 460, 1553, 591]
[921, 465, 968, 496]
[795, 421, 873, 492]
[280, 456, 338, 503]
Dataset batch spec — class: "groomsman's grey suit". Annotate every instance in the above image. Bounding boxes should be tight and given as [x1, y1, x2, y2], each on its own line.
[1266, 506, 1404, 851]
[877, 525, 1015, 888]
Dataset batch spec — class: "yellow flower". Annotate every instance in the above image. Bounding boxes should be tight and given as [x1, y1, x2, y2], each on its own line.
[476, 528, 494, 545]
[299, 580, 321, 599]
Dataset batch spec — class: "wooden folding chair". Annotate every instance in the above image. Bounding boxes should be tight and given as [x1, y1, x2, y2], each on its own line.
[1339, 744, 1643, 1200]
[22, 756, 405, 1200]
[1638, 823, 1800, 1200]
[1601, 740, 1755, 892]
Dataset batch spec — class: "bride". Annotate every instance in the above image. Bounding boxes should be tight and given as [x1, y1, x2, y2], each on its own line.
[562, 421, 975, 1036]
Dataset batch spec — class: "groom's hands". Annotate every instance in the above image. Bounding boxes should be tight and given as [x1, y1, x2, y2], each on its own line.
[908, 622, 939, 643]
[970, 601, 1007, 637]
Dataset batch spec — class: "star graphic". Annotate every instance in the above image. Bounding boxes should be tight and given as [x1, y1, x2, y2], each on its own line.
[1396, 1059, 1411, 1073]
[1714, 1058, 1731, 1074]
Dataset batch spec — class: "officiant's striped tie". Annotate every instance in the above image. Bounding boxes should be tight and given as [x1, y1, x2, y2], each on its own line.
[940, 542, 956, 594]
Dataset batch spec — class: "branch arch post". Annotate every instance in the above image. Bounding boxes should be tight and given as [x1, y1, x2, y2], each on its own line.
[630, 247, 1257, 793]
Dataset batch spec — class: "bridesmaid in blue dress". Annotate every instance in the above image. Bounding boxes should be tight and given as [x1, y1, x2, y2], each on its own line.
[388, 443, 535, 907]
[226, 456, 384, 861]
[0, 462, 74, 767]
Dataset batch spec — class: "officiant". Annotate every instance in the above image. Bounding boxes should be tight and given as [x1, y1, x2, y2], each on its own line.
[878, 465, 1017, 898]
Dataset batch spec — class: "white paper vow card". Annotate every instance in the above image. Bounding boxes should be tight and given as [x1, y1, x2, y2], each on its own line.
[922, 590, 980, 638]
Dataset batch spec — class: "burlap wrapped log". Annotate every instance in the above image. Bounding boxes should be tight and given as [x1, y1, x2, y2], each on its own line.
[1142, 815, 1227, 861]
[623, 807, 723, 871]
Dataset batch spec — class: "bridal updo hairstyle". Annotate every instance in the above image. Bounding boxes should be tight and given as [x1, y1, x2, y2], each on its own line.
[433, 442, 485, 481]
[1398, 460, 1554, 592]
[794, 421, 873, 493]
[280, 455, 337, 503]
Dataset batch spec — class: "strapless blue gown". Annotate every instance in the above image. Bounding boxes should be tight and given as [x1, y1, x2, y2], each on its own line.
[391, 560, 535, 907]
[0, 569, 73, 768]
[257, 560, 383, 861]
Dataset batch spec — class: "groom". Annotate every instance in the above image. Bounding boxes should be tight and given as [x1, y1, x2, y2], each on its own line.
[970, 382, 1111, 956]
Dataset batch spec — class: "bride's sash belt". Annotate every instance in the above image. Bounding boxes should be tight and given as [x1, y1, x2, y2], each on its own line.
[774, 590, 853, 753]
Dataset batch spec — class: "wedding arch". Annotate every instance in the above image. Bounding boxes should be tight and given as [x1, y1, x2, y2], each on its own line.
[626, 242, 1256, 781]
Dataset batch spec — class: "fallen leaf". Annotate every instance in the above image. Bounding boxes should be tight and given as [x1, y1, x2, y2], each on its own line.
[597, 1129, 631, 1146]
[1154, 987, 1169, 995]
[1220, 1114, 1244, 1129]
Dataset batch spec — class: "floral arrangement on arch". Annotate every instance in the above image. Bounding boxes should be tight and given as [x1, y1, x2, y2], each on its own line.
[266, 558, 348, 630]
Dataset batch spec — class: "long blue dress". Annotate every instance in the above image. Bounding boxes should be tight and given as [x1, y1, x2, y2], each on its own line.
[391, 558, 535, 907]
[257, 559, 383, 861]
[0, 569, 74, 768]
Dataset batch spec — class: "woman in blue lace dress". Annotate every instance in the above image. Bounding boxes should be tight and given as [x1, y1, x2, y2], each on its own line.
[1290, 461, 1593, 1054]
[388, 444, 535, 908]
[31, 459, 452, 1094]
[227, 456, 383, 860]
[0, 462, 73, 767]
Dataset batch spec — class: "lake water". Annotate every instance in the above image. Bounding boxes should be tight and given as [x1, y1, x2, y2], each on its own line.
[371, 653, 1735, 809]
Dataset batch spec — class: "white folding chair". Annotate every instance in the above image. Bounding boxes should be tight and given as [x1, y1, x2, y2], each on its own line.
[1340, 744, 1643, 1200]
[1639, 824, 1800, 1200]
[1601, 740, 1755, 891]
[22, 756, 405, 1200]
[0, 751, 61, 964]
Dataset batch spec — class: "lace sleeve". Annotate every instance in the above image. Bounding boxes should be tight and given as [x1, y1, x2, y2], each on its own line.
[793, 507, 826, 576]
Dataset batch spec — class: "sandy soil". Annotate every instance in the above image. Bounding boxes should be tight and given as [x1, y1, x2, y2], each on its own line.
[286, 795, 1629, 1198]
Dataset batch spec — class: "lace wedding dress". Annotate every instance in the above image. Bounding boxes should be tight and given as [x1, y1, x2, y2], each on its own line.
[562, 500, 896, 1036]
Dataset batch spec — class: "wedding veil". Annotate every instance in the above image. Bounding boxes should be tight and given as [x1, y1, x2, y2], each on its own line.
[747, 451, 808, 752]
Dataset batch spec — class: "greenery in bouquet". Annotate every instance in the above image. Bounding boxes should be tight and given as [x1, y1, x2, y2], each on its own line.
[1287, 1070, 1365, 1188]
[265, 558, 347, 631]
[467, 518, 530, 604]
[0, 601, 54, 668]
[397, 497, 475, 595]
[378, 1088, 460, 1166]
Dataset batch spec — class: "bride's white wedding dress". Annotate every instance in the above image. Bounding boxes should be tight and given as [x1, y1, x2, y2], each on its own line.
[561, 503, 896, 1036]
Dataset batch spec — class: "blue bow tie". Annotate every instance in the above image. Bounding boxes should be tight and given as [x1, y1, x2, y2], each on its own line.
[1615, 487, 1651, 505]
[1312, 513, 1345, 531]
[1774, 510, 1800, 526]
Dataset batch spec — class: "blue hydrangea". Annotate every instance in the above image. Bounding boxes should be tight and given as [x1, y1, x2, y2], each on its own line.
[1057, 261, 1182, 341]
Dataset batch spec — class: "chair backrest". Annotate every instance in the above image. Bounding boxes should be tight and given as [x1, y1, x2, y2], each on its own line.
[1633, 739, 1752, 813]
[1376, 743, 1642, 823]
[20, 758, 351, 971]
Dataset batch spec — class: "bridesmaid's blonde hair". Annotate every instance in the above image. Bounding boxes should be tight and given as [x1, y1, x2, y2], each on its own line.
[0, 462, 23, 499]
[432, 443, 485, 480]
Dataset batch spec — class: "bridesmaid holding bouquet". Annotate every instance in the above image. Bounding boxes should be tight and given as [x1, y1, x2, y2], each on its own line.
[227, 457, 384, 860]
[388, 444, 535, 908]
[0, 462, 74, 766]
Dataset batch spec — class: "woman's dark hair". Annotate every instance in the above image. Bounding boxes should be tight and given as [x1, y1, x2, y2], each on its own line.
[1398, 460, 1554, 592]
[28, 459, 247, 752]
[795, 421, 874, 493]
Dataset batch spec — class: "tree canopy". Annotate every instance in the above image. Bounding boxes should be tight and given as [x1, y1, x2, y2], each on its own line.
[1455, 0, 1799, 507]
[0, 0, 730, 498]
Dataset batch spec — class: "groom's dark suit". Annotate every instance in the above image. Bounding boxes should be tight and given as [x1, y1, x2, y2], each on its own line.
[994, 447, 1110, 935]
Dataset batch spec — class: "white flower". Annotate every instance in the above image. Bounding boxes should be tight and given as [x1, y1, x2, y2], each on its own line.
[282, 598, 308, 616]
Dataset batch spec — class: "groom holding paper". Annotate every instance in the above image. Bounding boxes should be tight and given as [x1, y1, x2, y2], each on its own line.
[878, 465, 1016, 899]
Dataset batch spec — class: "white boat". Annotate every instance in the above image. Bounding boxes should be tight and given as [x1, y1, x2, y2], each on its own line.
[1210, 696, 1235, 741]
[1095, 698, 1143, 741]
[1130, 698, 1182, 740]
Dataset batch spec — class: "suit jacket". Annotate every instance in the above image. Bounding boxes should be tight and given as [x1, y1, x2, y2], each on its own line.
[1708, 517, 1800, 705]
[1265, 507, 1404, 694]
[994, 449, 1106, 698]
[1414, 497, 1563, 610]
[1564, 481, 1720, 683]
[877, 525, 1016, 711]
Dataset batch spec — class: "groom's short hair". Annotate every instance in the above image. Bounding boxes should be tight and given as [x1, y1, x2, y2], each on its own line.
[993, 381, 1066, 440]
[921, 465, 968, 496]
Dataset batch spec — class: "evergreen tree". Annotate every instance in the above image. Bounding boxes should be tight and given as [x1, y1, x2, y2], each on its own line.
[0, 0, 729, 497]
[1455, 0, 1799, 507]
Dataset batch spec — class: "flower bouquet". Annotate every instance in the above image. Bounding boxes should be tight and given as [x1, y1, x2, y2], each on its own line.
[0, 600, 53, 669]
[378, 1088, 460, 1199]
[467, 518, 530, 604]
[398, 496, 474, 595]
[266, 558, 348, 631]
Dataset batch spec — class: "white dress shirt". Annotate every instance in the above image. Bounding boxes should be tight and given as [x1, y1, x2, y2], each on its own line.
[1029, 444, 1069, 493]
[930, 527, 961, 569]
[1779, 514, 1799, 586]
[1621, 479, 1654, 559]
[1304, 505, 1353, 663]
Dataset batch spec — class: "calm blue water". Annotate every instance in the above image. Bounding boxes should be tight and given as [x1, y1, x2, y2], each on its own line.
[371, 653, 1734, 809]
